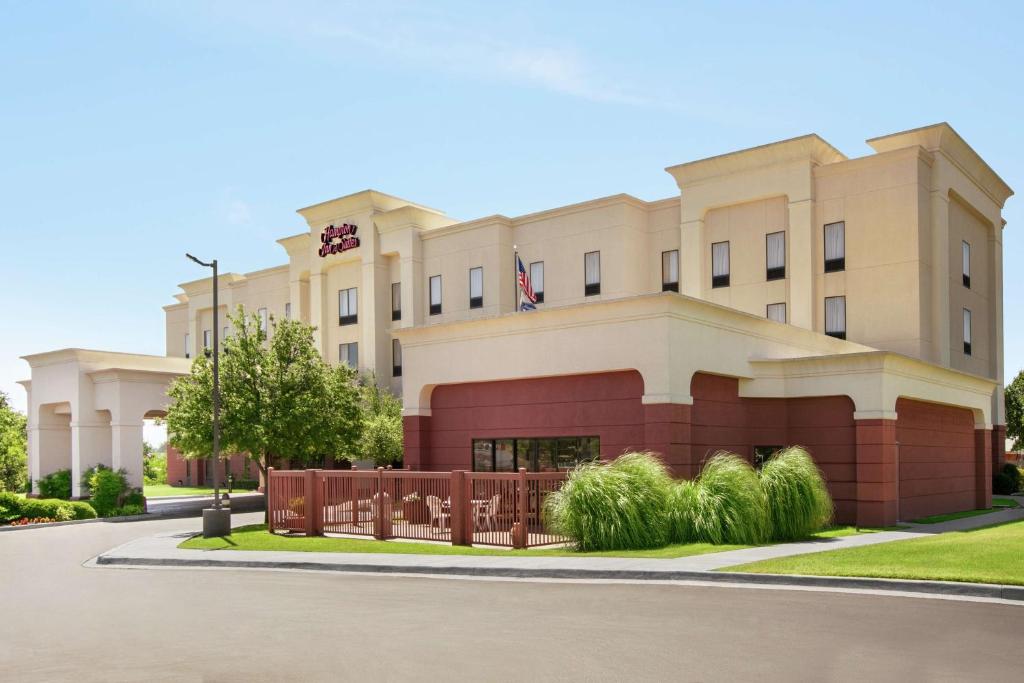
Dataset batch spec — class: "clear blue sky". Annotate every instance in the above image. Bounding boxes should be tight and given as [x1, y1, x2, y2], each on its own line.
[1, 1, 1021, 416]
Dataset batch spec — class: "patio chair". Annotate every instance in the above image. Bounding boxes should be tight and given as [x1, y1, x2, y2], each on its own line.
[426, 495, 450, 533]
[478, 494, 501, 532]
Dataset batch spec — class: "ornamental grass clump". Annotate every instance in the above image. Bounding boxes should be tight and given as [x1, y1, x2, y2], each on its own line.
[759, 446, 834, 541]
[674, 452, 769, 545]
[545, 452, 672, 551]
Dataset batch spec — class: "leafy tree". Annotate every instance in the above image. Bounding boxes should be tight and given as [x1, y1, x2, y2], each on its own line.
[1006, 370, 1024, 452]
[357, 373, 404, 466]
[0, 391, 28, 493]
[166, 308, 364, 514]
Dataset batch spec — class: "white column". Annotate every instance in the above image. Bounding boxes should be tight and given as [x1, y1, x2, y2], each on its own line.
[309, 271, 327, 358]
[929, 190, 951, 366]
[990, 220, 1005, 424]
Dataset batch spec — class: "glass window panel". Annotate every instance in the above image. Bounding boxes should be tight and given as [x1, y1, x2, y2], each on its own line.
[767, 302, 786, 323]
[662, 250, 679, 285]
[470, 267, 483, 299]
[530, 261, 544, 294]
[825, 222, 845, 260]
[766, 232, 785, 269]
[184, 334, 190, 358]
[962, 241, 970, 277]
[712, 242, 730, 276]
[825, 296, 846, 335]
[284, 302, 291, 319]
[585, 251, 600, 285]
[473, 440, 494, 472]
[963, 308, 972, 344]
[392, 282, 401, 313]
[537, 439, 556, 471]
[495, 440, 515, 472]
[430, 275, 442, 305]
[258, 308, 268, 334]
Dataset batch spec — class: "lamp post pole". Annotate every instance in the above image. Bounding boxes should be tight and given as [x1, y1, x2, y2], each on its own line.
[187, 253, 229, 535]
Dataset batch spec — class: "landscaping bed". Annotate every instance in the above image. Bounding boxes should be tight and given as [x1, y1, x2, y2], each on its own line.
[721, 519, 1024, 586]
[179, 523, 879, 558]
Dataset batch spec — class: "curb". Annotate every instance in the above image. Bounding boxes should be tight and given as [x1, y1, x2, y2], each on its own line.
[0, 513, 152, 532]
[93, 552, 1024, 602]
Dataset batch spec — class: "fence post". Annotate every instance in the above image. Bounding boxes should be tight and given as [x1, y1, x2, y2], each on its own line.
[450, 471, 469, 546]
[303, 469, 316, 537]
[311, 469, 323, 536]
[267, 467, 275, 532]
[514, 467, 528, 549]
[374, 467, 387, 540]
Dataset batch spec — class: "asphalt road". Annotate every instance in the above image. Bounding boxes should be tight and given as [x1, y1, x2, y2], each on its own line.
[1, 514, 1020, 682]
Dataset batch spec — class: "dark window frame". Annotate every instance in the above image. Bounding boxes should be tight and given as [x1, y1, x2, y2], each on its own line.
[584, 251, 601, 296]
[765, 231, 786, 281]
[963, 308, 972, 356]
[711, 241, 730, 288]
[471, 436, 600, 472]
[824, 295, 847, 340]
[391, 282, 401, 321]
[824, 221, 846, 273]
[338, 287, 358, 326]
[392, 338, 402, 377]
[339, 342, 358, 368]
[661, 249, 679, 292]
[766, 302, 786, 323]
[429, 275, 442, 316]
[962, 241, 971, 289]
[529, 261, 544, 303]
[469, 266, 484, 309]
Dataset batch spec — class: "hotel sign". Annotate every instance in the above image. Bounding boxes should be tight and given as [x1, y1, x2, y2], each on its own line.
[318, 223, 360, 257]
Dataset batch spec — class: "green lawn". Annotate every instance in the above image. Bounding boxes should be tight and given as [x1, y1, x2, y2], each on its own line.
[179, 524, 879, 559]
[912, 499, 1019, 524]
[722, 519, 1024, 586]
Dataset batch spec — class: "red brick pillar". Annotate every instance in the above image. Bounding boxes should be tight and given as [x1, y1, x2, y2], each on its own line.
[402, 415, 431, 471]
[992, 425, 1007, 471]
[855, 419, 899, 527]
[643, 403, 694, 478]
[975, 428, 993, 510]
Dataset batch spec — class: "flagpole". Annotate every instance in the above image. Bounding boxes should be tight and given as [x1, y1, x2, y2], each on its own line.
[513, 245, 519, 313]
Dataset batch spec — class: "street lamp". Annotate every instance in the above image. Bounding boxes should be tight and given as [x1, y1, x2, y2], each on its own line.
[186, 252, 230, 537]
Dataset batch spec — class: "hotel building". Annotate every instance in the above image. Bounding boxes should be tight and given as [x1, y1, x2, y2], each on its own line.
[21, 123, 1012, 526]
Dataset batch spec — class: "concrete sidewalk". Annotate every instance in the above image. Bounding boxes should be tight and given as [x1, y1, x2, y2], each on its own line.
[93, 505, 1024, 601]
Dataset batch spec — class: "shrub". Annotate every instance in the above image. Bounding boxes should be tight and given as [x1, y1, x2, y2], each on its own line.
[999, 463, 1021, 493]
[759, 446, 834, 541]
[112, 504, 145, 517]
[544, 452, 673, 551]
[84, 466, 130, 517]
[68, 500, 97, 520]
[0, 491, 24, 523]
[674, 452, 769, 545]
[21, 498, 74, 521]
[993, 472, 1016, 495]
[37, 469, 72, 500]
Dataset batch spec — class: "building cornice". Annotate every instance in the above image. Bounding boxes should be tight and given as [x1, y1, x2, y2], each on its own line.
[20, 348, 192, 373]
[866, 123, 1013, 208]
[296, 189, 446, 227]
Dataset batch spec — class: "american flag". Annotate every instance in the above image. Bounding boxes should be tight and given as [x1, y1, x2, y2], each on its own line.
[517, 255, 537, 311]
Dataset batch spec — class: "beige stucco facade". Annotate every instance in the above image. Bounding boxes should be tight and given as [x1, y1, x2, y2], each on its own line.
[20, 123, 1011, 517]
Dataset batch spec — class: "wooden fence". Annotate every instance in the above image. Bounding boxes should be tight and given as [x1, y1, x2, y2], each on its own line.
[267, 467, 568, 548]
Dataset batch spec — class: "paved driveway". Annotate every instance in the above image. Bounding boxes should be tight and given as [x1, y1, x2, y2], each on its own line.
[1, 514, 1020, 681]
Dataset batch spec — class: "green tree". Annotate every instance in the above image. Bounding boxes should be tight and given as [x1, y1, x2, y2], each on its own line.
[357, 374, 404, 466]
[167, 308, 364, 513]
[1006, 370, 1024, 452]
[0, 391, 28, 493]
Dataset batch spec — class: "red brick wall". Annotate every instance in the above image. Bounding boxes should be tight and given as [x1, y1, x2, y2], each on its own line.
[165, 446, 252, 487]
[689, 373, 857, 522]
[420, 371, 647, 471]
[895, 398, 976, 521]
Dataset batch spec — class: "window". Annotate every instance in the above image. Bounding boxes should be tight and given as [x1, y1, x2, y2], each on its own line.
[471, 436, 599, 472]
[339, 342, 358, 368]
[429, 275, 442, 315]
[766, 302, 786, 323]
[391, 282, 401, 321]
[712, 241, 730, 288]
[766, 231, 786, 280]
[962, 241, 971, 288]
[338, 287, 358, 325]
[584, 251, 601, 296]
[963, 308, 972, 356]
[824, 221, 845, 272]
[258, 308, 269, 335]
[825, 296, 846, 339]
[203, 329, 212, 350]
[392, 339, 402, 377]
[222, 326, 229, 340]
[754, 446, 782, 470]
[530, 261, 544, 303]
[662, 250, 679, 292]
[185, 460, 191, 478]
[184, 333, 190, 359]
[284, 302, 291, 319]
[469, 267, 483, 309]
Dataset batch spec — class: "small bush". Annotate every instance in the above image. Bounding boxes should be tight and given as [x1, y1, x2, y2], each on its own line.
[759, 446, 834, 541]
[993, 472, 1016, 495]
[37, 469, 72, 500]
[68, 500, 97, 520]
[998, 463, 1021, 493]
[0, 491, 24, 522]
[545, 452, 673, 551]
[676, 452, 769, 545]
[21, 498, 73, 521]
[84, 466, 130, 516]
[112, 504, 145, 517]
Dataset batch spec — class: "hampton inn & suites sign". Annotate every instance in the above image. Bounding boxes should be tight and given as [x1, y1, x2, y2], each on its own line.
[318, 223, 360, 257]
